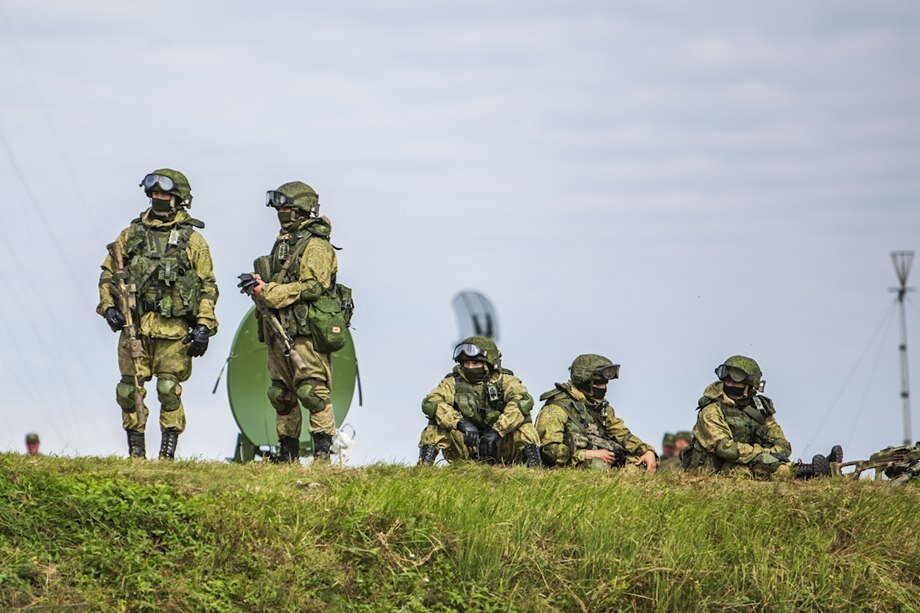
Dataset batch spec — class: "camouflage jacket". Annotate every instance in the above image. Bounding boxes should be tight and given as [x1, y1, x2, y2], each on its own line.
[535, 381, 652, 467]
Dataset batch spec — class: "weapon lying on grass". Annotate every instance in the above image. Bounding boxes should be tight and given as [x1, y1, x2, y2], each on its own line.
[830, 443, 920, 486]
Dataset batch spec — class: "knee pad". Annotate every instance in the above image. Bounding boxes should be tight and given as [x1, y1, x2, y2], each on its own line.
[268, 380, 297, 415]
[295, 379, 327, 413]
[116, 376, 138, 412]
[156, 376, 181, 412]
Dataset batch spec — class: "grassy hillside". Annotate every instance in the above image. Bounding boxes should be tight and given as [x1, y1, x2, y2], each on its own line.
[1, 454, 917, 611]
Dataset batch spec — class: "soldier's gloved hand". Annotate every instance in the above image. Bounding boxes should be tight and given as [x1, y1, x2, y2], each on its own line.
[182, 324, 210, 357]
[104, 307, 126, 332]
[455, 418, 481, 448]
[770, 452, 790, 463]
[478, 428, 500, 459]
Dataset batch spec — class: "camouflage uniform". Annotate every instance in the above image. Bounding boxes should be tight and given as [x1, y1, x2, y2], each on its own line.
[659, 431, 692, 473]
[254, 182, 338, 461]
[97, 169, 218, 458]
[418, 337, 540, 465]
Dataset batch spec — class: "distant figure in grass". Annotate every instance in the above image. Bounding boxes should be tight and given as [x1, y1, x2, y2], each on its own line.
[658, 431, 692, 472]
[685, 355, 842, 479]
[535, 354, 657, 472]
[25, 432, 40, 456]
[417, 337, 541, 467]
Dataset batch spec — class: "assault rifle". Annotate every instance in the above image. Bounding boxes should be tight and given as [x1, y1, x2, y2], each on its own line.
[107, 241, 144, 413]
[237, 273, 306, 371]
[565, 430, 628, 467]
[830, 443, 920, 486]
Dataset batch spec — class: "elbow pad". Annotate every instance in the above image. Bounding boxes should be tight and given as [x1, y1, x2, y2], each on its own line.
[421, 397, 439, 418]
[299, 281, 324, 302]
[714, 438, 741, 462]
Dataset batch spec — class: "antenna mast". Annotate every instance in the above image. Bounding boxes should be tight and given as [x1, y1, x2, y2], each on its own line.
[891, 251, 915, 445]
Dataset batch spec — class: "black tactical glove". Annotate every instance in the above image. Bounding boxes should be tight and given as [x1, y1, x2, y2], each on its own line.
[104, 307, 126, 332]
[478, 428, 500, 459]
[455, 418, 481, 448]
[237, 273, 259, 296]
[770, 452, 790, 463]
[612, 446, 629, 467]
[182, 324, 210, 357]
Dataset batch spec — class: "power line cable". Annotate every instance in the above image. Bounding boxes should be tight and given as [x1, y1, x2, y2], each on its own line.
[844, 308, 897, 449]
[801, 300, 897, 453]
[0, 5, 101, 230]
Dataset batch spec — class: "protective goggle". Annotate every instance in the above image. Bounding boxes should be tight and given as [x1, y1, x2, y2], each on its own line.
[715, 364, 752, 384]
[593, 364, 621, 381]
[453, 342, 488, 362]
[265, 190, 292, 208]
[140, 173, 176, 193]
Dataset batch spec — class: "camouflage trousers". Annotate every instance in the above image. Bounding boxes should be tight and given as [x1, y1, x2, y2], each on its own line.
[265, 332, 335, 439]
[418, 421, 540, 465]
[116, 333, 191, 433]
[691, 451, 794, 481]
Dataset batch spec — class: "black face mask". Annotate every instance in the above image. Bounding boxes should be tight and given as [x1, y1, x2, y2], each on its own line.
[151, 197, 174, 215]
[576, 381, 607, 402]
[722, 381, 749, 399]
[462, 365, 488, 383]
[278, 209, 298, 229]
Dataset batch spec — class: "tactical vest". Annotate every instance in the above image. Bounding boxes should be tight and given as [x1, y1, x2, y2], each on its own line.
[539, 386, 612, 451]
[261, 224, 333, 338]
[452, 370, 513, 428]
[686, 395, 774, 470]
[123, 217, 204, 324]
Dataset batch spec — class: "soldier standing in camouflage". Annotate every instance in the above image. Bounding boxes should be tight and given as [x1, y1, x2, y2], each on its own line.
[686, 355, 840, 479]
[246, 182, 340, 463]
[535, 354, 657, 472]
[417, 337, 541, 467]
[97, 169, 218, 459]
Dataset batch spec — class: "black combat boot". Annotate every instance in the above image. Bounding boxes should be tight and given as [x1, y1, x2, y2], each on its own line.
[273, 436, 300, 463]
[158, 428, 179, 460]
[127, 430, 145, 458]
[523, 444, 542, 468]
[312, 432, 333, 463]
[418, 444, 438, 466]
[826, 445, 843, 464]
[794, 454, 831, 480]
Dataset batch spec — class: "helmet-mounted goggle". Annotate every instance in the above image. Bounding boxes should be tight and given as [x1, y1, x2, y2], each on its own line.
[592, 364, 621, 381]
[140, 173, 176, 193]
[715, 364, 753, 384]
[453, 342, 489, 362]
[265, 190, 293, 208]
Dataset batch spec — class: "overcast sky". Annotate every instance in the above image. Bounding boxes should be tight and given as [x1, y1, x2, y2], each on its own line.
[1, 1, 918, 465]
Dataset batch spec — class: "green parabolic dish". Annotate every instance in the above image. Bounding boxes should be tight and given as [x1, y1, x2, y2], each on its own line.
[226, 306, 357, 451]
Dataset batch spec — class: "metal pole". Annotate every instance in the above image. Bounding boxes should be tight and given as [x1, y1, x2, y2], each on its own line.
[897, 287, 911, 444]
[891, 251, 914, 445]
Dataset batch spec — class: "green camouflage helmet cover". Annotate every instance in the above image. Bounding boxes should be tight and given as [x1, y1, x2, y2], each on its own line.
[276, 181, 319, 216]
[455, 335, 501, 368]
[569, 354, 617, 385]
[662, 433, 676, 447]
[148, 168, 192, 205]
[25, 432, 39, 444]
[674, 431, 692, 443]
[719, 355, 763, 389]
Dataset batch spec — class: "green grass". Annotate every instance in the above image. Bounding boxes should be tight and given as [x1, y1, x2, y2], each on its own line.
[0, 454, 917, 611]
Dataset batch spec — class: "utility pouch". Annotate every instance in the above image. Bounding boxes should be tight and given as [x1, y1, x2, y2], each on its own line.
[158, 256, 180, 285]
[253, 256, 273, 282]
[308, 295, 347, 352]
[336, 283, 355, 326]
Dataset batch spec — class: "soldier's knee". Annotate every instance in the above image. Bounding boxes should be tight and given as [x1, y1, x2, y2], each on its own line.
[116, 376, 138, 412]
[296, 379, 327, 413]
[267, 380, 296, 415]
[156, 375, 181, 411]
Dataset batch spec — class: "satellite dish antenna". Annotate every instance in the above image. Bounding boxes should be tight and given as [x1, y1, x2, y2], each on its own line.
[452, 290, 499, 342]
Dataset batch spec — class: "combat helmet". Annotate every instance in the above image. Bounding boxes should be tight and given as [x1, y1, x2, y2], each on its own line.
[569, 354, 620, 385]
[265, 181, 320, 217]
[715, 355, 763, 392]
[453, 336, 501, 369]
[140, 168, 192, 207]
